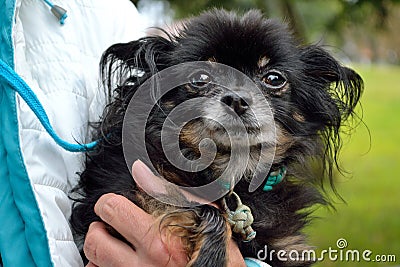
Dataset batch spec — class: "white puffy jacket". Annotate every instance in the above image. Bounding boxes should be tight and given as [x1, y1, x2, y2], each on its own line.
[0, 1, 145, 266]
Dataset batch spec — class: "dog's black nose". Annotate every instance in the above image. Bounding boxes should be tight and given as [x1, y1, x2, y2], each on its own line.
[220, 92, 252, 115]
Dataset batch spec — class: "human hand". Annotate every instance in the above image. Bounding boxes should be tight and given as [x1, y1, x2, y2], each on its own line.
[83, 160, 246, 267]
[84, 193, 188, 267]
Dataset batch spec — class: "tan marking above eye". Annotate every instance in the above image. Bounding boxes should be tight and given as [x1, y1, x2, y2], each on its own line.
[258, 56, 270, 68]
[293, 112, 305, 122]
[208, 57, 217, 62]
[162, 100, 176, 109]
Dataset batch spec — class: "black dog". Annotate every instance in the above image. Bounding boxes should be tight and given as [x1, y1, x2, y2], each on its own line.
[71, 9, 363, 267]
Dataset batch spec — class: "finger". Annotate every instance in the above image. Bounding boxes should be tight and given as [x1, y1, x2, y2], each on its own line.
[84, 221, 137, 267]
[94, 193, 155, 245]
[132, 160, 216, 206]
[86, 262, 98, 267]
[227, 239, 246, 267]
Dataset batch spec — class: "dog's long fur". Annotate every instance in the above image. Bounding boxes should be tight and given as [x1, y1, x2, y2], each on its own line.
[70, 9, 363, 267]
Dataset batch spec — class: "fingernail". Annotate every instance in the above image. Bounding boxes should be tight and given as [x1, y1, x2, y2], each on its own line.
[132, 160, 154, 178]
[94, 193, 119, 222]
[131, 160, 168, 195]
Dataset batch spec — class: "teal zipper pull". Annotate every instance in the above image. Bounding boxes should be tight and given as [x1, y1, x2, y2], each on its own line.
[42, 0, 67, 25]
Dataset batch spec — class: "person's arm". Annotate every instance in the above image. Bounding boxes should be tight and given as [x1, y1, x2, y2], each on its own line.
[83, 162, 247, 267]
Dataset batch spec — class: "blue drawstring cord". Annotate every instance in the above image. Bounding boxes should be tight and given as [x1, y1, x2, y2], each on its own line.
[41, 0, 67, 25]
[0, 59, 98, 152]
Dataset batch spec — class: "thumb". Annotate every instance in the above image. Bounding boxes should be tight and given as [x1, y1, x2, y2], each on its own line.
[131, 160, 215, 206]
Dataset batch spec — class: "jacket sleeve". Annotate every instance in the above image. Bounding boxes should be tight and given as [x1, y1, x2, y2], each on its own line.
[0, 1, 145, 266]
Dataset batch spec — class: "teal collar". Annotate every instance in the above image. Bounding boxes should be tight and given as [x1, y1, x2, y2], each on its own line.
[263, 166, 286, 191]
[220, 166, 287, 192]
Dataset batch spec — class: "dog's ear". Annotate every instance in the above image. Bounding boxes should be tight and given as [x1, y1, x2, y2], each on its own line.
[298, 45, 364, 184]
[97, 35, 175, 142]
[299, 45, 364, 127]
[100, 35, 175, 91]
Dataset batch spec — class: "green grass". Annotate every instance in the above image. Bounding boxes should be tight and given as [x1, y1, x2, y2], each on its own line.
[305, 65, 400, 266]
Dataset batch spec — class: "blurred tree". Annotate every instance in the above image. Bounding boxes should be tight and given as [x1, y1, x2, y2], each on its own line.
[153, 0, 308, 41]
[133, 0, 399, 37]
[333, 0, 400, 28]
[132, 0, 400, 63]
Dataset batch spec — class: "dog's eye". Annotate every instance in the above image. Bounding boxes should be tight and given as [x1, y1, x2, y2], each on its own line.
[190, 71, 211, 88]
[262, 71, 287, 89]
